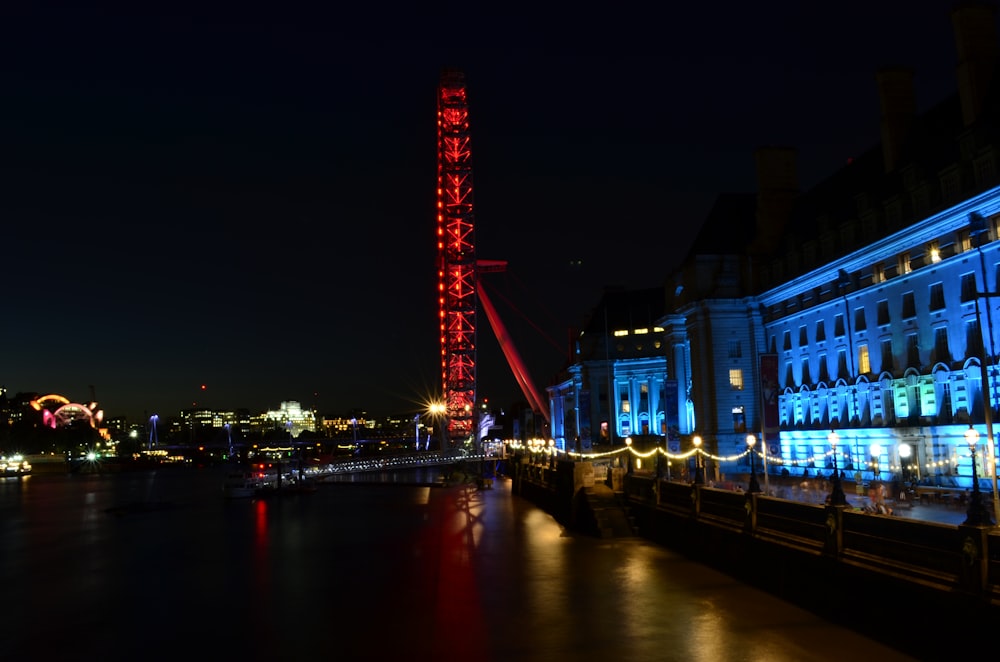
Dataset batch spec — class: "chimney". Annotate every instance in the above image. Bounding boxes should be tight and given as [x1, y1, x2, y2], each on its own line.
[876, 68, 916, 173]
[752, 146, 798, 254]
[952, 2, 998, 126]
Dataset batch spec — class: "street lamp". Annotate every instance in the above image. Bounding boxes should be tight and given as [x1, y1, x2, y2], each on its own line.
[692, 435, 705, 485]
[963, 426, 995, 526]
[745, 434, 761, 493]
[870, 442, 882, 482]
[428, 402, 447, 451]
[827, 430, 848, 506]
[899, 443, 915, 482]
[625, 437, 633, 474]
[148, 414, 159, 452]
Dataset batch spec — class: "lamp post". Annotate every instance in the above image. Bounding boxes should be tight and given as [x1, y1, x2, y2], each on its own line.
[963, 426, 995, 526]
[968, 211, 1000, 525]
[625, 437, 633, 474]
[745, 434, 761, 493]
[827, 430, 848, 506]
[428, 402, 447, 451]
[655, 437, 664, 480]
[692, 435, 705, 485]
[148, 414, 159, 452]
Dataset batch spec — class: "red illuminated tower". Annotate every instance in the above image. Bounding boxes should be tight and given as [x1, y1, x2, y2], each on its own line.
[437, 68, 477, 444]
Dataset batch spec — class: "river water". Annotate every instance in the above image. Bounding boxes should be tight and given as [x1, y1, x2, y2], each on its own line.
[0, 466, 920, 662]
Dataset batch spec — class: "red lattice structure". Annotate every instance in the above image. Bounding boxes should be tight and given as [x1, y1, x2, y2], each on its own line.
[437, 68, 477, 444]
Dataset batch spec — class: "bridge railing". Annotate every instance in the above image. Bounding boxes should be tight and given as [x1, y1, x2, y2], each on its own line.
[307, 449, 490, 477]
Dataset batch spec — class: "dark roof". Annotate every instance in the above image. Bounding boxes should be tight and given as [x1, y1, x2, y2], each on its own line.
[580, 285, 666, 335]
[686, 193, 757, 258]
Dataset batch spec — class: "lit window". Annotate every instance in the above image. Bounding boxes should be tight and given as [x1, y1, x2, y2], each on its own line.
[959, 230, 972, 253]
[634, 327, 648, 335]
[858, 344, 870, 374]
[928, 241, 941, 263]
[732, 406, 746, 432]
[614, 329, 628, 337]
[653, 326, 664, 332]
[900, 252, 912, 274]
[729, 369, 744, 390]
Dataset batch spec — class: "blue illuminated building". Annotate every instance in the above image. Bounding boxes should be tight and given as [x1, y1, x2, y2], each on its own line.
[551, 4, 1000, 495]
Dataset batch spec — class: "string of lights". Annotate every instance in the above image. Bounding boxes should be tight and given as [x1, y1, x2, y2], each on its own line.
[506, 438, 967, 475]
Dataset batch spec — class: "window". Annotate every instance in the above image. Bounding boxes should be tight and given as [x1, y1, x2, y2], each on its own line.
[880, 339, 894, 373]
[818, 353, 830, 383]
[975, 155, 995, 186]
[928, 241, 941, 263]
[901, 292, 916, 319]
[854, 307, 866, 331]
[933, 327, 950, 364]
[834, 314, 845, 337]
[858, 344, 870, 374]
[961, 273, 978, 302]
[836, 349, 847, 379]
[959, 230, 972, 253]
[798, 326, 808, 347]
[728, 340, 742, 358]
[942, 171, 960, 202]
[783, 330, 792, 351]
[929, 282, 945, 311]
[877, 300, 890, 326]
[967, 319, 984, 355]
[816, 320, 826, 342]
[785, 362, 794, 387]
[732, 407, 746, 433]
[801, 357, 812, 384]
[729, 369, 744, 390]
[899, 252, 912, 274]
[873, 263, 885, 283]
[906, 333, 920, 367]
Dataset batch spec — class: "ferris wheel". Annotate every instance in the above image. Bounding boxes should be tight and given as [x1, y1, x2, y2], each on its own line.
[437, 68, 477, 444]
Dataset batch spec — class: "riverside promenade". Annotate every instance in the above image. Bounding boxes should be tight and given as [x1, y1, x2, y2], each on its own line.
[509, 455, 999, 661]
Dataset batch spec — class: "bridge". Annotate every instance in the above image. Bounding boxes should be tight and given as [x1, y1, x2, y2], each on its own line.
[286, 448, 501, 484]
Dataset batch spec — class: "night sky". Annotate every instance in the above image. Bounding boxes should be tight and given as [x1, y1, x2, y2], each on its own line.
[2, 1, 970, 423]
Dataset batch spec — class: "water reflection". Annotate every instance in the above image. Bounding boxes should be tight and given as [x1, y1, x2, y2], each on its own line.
[1, 468, 922, 662]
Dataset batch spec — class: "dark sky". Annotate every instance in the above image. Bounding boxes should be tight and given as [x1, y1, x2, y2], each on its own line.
[1, 1, 973, 423]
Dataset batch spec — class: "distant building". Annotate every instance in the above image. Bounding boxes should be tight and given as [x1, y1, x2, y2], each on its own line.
[548, 286, 669, 452]
[263, 400, 316, 438]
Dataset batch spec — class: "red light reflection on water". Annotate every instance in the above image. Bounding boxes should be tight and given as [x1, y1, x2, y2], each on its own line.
[430, 487, 489, 657]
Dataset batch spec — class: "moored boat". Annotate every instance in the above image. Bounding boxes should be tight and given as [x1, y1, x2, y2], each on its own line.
[1, 454, 32, 476]
[223, 466, 278, 498]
